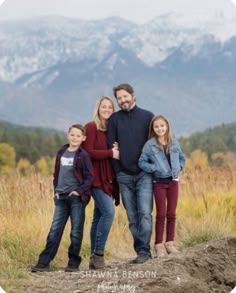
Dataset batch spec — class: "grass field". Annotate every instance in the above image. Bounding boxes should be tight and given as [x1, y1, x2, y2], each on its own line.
[0, 161, 236, 292]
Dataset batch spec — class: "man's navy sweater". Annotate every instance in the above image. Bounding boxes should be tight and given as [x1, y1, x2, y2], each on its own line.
[107, 105, 154, 175]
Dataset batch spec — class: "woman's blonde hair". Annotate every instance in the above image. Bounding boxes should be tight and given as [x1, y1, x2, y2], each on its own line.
[149, 115, 173, 153]
[93, 96, 115, 131]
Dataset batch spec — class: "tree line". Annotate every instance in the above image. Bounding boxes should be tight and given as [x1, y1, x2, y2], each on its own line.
[0, 120, 66, 164]
[0, 120, 236, 175]
[179, 122, 236, 161]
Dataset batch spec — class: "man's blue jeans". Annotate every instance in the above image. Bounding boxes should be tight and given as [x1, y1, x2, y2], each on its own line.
[90, 188, 115, 254]
[116, 171, 153, 256]
[38, 194, 86, 267]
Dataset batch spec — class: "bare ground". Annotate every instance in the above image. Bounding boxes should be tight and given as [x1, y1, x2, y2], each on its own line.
[17, 237, 236, 293]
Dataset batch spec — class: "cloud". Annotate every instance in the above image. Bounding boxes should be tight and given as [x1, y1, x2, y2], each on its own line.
[0, 0, 236, 23]
[0, 0, 6, 7]
[231, 0, 236, 7]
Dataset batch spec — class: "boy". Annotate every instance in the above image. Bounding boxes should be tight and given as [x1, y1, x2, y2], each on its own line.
[32, 124, 93, 272]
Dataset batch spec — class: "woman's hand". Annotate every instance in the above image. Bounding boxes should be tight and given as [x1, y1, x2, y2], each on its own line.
[112, 148, 120, 160]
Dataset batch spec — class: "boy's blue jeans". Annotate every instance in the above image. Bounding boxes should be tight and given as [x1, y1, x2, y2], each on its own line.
[90, 187, 115, 254]
[116, 171, 153, 256]
[38, 194, 86, 267]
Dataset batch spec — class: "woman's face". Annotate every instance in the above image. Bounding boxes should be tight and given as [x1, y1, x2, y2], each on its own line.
[99, 99, 114, 121]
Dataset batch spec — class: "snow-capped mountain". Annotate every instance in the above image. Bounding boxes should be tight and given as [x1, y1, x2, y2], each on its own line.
[0, 16, 136, 82]
[0, 14, 236, 135]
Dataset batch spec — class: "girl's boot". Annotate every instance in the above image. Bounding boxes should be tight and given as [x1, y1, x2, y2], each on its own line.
[154, 243, 168, 258]
[165, 241, 179, 254]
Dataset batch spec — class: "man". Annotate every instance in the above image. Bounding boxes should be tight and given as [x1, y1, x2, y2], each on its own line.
[107, 83, 154, 263]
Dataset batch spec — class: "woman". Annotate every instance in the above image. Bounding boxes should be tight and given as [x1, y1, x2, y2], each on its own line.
[83, 96, 119, 269]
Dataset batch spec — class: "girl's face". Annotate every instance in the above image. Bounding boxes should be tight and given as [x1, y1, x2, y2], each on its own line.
[153, 118, 168, 138]
[99, 99, 114, 121]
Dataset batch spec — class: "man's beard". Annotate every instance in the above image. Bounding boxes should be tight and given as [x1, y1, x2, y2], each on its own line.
[119, 101, 135, 111]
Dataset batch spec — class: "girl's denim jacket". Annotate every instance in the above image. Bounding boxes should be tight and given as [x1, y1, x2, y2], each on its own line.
[138, 137, 185, 180]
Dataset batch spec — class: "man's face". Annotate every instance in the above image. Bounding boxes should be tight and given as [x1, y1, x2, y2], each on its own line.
[116, 89, 135, 111]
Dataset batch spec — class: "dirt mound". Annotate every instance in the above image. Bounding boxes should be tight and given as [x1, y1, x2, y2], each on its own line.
[18, 237, 236, 293]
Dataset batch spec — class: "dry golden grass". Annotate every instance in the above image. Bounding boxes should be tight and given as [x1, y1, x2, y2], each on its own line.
[0, 163, 236, 291]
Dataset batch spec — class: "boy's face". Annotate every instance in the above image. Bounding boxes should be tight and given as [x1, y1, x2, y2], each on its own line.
[67, 127, 86, 148]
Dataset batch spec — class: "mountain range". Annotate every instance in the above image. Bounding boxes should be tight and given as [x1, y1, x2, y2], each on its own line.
[0, 13, 236, 135]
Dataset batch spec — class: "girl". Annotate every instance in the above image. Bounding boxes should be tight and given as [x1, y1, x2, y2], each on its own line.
[83, 96, 119, 269]
[138, 115, 185, 258]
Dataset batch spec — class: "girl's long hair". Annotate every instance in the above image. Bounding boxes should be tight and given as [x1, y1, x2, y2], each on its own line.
[148, 115, 173, 153]
[93, 96, 115, 131]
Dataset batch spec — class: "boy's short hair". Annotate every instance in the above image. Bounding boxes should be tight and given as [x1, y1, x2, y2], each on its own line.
[113, 83, 134, 98]
[68, 124, 86, 136]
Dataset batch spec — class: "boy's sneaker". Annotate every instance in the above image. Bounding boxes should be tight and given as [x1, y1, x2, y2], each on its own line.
[31, 263, 50, 272]
[65, 264, 80, 272]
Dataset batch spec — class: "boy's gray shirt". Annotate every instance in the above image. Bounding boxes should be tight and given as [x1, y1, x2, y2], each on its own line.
[55, 149, 79, 193]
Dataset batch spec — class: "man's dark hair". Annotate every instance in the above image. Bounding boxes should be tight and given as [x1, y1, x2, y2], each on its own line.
[113, 83, 134, 98]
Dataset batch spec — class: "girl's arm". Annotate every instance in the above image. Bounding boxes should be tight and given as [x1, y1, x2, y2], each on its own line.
[138, 143, 156, 173]
[177, 141, 186, 169]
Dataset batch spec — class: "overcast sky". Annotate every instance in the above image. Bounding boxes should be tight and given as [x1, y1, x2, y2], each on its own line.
[0, 0, 236, 23]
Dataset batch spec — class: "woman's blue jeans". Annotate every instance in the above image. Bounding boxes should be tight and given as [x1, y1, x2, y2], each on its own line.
[38, 194, 86, 267]
[90, 188, 115, 254]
